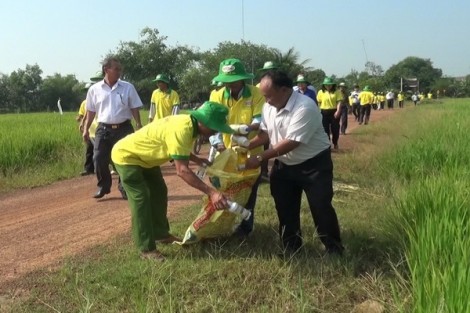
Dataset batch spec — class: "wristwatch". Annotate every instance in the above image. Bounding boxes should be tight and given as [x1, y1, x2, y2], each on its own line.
[256, 155, 263, 162]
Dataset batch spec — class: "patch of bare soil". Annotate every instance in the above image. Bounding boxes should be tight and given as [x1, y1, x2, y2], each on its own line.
[0, 108, 396, 291]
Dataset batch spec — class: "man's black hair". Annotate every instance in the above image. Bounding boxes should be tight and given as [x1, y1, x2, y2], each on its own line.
[260, 70, 293, 89]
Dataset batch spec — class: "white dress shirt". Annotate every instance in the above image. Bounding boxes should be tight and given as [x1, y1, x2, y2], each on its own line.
[86, 79, 143, 124]
[261, 92, 330, 165]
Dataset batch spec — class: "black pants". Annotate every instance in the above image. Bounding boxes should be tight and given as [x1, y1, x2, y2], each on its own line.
[94, 121, 134, 192]
[321, 109, 340, 145]
[260, 142, 270, 176]
[270, 149, 342, 252]
[84, 139, 94, 173]
[237, 174, 262, 233]
[387, 99, 394, 109]
[359, 104, 371, 124]
[340, 104, 349, 135]
[352, 103, 360, 121]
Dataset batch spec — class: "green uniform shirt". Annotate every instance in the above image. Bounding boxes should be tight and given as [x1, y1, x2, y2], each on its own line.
[150, 88, 180, 120]
[317, 90, 342, 110]
[209, 85, 264, 150]
[112, 114, 197, 168]
[358, 91, 375, 105]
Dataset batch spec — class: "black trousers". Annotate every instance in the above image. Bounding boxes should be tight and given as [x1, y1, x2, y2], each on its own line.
[321, 109, 340, 145]
[352, 103, 360, 120]
[237, 174, 262, 233]
[84, 139, 94, 173]
[270, 149, 342, 252]
[387, 99, 394, 109]
[340, 104, 349, 135]
[94, 121, 134, 192]
[359, 104, 371, 124]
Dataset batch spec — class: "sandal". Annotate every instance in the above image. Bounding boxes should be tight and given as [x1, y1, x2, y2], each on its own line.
[156, 234, 181, 244]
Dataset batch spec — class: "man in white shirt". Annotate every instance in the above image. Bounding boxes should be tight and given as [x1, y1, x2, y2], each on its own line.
[350, 85, 361, 121]
[83, 56, 143, 199]
[386, 91, 395, 109]
[244, 70, 343, 255]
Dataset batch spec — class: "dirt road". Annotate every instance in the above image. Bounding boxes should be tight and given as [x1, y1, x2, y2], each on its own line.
[0, 109, 395, 289]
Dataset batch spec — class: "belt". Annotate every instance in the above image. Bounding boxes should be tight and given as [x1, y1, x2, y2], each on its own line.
[100, 120, 130, 129]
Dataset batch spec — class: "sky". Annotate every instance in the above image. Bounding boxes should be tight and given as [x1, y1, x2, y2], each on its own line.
[1, 0, 469, 82]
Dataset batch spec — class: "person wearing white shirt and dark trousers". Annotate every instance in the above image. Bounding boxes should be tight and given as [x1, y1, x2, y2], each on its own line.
[83, 57, 143, 199]
[244, 70, 343, 256]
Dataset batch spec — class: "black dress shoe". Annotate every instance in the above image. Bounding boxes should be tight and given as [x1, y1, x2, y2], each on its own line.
[93, 189, 110, 199]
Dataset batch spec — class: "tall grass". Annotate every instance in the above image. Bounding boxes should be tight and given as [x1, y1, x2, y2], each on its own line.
[375, 100, 470, 312]
[0, 111, 149, 191]
[0, 112, 83, 190]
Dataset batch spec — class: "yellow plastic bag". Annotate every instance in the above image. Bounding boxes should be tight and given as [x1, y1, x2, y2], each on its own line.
[176, 148, 259, 245]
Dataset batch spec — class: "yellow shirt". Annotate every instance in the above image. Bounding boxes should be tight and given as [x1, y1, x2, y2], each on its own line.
[150, 89, 180, 120]
[112, 114, 196, 168]
[427, 93, 433, 99]
[398, 93, 404, 101]
[78, 100, 87, 116]
[79, 100, 97, 138]
[316, 90, 342, 110]
[358, 91, 374, 105]
[209, 85, 264, 150]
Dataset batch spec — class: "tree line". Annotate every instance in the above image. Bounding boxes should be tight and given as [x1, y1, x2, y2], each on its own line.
[1, 27, 469, 113]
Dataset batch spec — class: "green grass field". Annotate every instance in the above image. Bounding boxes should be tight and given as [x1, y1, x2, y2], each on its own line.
[2, 99, 470, 312]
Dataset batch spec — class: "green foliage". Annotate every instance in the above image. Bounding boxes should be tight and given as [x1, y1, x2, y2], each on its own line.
[1, 27, 468, 113]
[2, 64, 43, 112]
[40, 73, 82, 112]
[383, 56, 442, 92]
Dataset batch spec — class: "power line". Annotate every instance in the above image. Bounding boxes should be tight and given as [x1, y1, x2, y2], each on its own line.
[241, 0, 245, 40]
[362, 39, 369, 63]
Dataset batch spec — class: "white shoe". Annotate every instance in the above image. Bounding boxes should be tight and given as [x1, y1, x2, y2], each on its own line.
[110, 170, 117, 175]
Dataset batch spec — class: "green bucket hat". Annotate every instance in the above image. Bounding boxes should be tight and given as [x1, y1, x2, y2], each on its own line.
[363, 85, 371, 91]
[212, 58, 254, 83]
[190, 101, 234, 134]
[90, 71, 104, 82]
[322, 77, 336, 85]
[294, 74, 309, 84]
[81, 82, 93, 92]
[258, 61, 279, 71]
[152, 73, 170, 84]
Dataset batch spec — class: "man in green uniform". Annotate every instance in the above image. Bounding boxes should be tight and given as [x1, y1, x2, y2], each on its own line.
[112, 101, 233, 260]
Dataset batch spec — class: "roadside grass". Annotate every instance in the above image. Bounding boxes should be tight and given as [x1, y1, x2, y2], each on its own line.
[3, 99, 470, 312]
[0, 113, 82, 191]
[0, 111, 149, 192]
[376, 100, 470, 312]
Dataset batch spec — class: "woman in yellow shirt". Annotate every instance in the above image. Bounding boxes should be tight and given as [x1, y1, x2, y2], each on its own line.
[398, 91, 404, 108]
[316, 77, 342, 149]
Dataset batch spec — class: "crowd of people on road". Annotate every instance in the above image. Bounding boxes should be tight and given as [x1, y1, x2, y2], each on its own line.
[77, 55, 422, 260]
